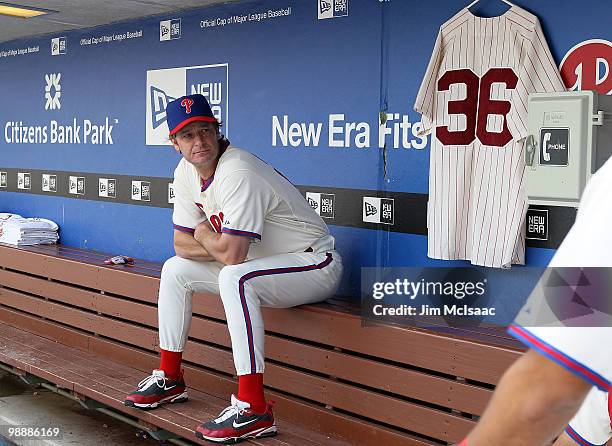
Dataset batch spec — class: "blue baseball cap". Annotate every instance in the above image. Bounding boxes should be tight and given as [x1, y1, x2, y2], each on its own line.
[166, 94, 218, 136]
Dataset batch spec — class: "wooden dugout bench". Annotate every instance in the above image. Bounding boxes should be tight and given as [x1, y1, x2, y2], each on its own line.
[0, 243, 525, 445]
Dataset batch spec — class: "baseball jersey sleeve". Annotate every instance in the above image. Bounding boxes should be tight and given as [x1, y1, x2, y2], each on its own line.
[414, 30, 442, 137]
[509, 157, 612, 391]
[172, 164, 205, 234]
[565, 387, 612, 446]
[523, 18, 565, 94]
[513, 16, 566, 141]
[217, 170, 270, 241]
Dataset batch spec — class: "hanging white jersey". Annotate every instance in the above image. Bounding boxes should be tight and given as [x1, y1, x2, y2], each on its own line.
[414, 6, 566, 268]
[172, 146, 334, 259]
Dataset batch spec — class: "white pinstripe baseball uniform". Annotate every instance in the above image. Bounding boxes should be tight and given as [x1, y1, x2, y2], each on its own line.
[414, 6, 566, 268]
[160, 146, 342, 375]
[564, 387, 611, 446]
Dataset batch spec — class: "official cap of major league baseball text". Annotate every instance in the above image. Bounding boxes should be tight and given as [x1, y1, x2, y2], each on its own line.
[166, 94, 218, 136]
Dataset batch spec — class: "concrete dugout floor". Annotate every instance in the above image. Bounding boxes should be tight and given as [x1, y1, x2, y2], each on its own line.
[0, 369, 170, 446]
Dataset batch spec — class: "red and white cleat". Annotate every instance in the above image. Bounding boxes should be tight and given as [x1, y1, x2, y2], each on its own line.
[195, 395, 277, 444]
[124, 369, 188, 410]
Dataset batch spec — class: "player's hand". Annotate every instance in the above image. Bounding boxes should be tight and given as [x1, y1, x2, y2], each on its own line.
[194, 220, 214, 244]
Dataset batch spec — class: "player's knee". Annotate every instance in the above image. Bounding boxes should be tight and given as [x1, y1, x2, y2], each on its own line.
[160, 256, 189, 287]
[217, 264, 245, 297]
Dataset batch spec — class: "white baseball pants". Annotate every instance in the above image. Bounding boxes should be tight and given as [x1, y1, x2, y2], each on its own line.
[158, 250, 342, 375]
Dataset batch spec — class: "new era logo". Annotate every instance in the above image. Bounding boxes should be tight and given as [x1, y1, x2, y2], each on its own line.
[306, 192, 335, 219]
[131, 181, 151, 202]
[149, 86, 177, 131]
[160, 19, 181, 41]
[526, 209, 549, 241]
[17, 172, 31, 190]
[51, 37, 66, 55]
[168, 183, 175, 204]
[318, 0, 348, 19]
[0, 172, 7, 188]
[69, 176, 85, 195]
[363, 197, 394, 225]
[99, 178, 116, 198]
[364, 201, 377, 217]
[42, 174, 57, 192]
[146, 64, 229, 145]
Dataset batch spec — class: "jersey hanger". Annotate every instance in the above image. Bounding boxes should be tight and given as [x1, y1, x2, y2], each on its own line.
[466, 0, 515, 9]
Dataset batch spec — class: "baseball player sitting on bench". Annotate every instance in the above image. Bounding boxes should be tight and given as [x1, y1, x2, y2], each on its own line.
[124, 94, 343, 444]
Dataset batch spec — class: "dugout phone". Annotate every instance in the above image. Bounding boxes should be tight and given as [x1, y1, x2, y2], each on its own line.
[525, 91, 612, 207]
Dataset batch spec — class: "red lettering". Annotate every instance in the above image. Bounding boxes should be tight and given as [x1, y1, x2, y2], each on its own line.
[209, 212, 224, 233]
[436, 68, 517, 147]
[437, 69, 479, 146]
[181, 98, 194, 114]
[560, 40, 612, 95]
[477, 68, 518, 147]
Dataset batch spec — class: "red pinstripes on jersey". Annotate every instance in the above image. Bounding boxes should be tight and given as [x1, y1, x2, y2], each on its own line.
[472, 148, 490, 263]
[415, 17, 469, 124]
[414, 9, 469, 118]
[456, 24, 465, 258]
[447, 37, 454, 256]
[508, 11, 563, 93]
[506, 155, 526, 263]
[493, 147, 513, 266]
[482, 147, 501, 266]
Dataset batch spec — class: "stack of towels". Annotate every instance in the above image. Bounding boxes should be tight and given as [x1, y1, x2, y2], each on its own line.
[0, 213, 59, 246]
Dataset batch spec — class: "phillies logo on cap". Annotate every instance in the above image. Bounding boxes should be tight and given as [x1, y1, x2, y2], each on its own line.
[166, 94, 218, 135]
[560, 39, 612, 95]
[181, 98, 194, 114]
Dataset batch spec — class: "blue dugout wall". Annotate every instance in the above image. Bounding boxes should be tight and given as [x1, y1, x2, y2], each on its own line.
[0, 0, 610, 309]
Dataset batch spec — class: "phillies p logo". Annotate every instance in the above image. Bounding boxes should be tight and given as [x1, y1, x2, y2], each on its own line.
[560, 39, 612, 95]
[181, 97, 194, 114]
